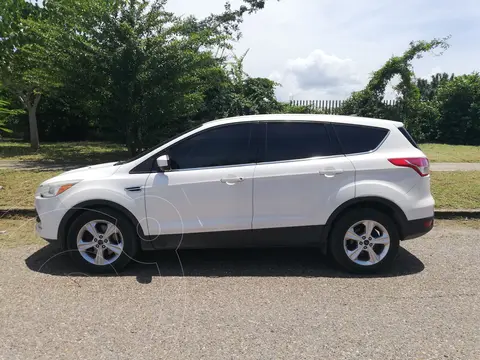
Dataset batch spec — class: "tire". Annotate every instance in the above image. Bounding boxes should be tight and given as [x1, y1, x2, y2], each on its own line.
[328, 208, 400, 274]
[66, 207, 138, 273]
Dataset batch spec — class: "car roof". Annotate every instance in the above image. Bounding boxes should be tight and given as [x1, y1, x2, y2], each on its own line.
[203, 114, 403, 129]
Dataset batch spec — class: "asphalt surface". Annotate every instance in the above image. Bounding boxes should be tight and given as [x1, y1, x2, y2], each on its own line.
[0, 223, 479, 359]
[430, 162, 480, 171]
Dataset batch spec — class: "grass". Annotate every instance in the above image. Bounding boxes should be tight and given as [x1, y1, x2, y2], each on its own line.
[420, 144, 480, 163]
[1, 170, 479, 210]
[0, 215, 43, 249]
[430, 171, 480, 209]
[0, 140, 129, 164]
[0, 170, 61, 208]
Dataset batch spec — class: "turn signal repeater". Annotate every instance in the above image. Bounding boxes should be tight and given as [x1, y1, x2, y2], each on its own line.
[56, 183, 75, 195]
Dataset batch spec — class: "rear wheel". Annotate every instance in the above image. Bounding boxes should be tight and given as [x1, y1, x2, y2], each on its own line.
[329, 208, 399, 274]
[66, 208, 138, 273]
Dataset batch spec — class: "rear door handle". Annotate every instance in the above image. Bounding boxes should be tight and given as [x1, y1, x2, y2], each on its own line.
[220, 177, 244, 185]
[319, 168, 344, 177]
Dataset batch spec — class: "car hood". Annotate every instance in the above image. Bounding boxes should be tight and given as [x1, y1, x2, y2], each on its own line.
[41, 162, 120, 185]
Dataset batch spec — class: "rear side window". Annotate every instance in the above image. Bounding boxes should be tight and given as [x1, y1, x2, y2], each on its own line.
[263, 122, 335, 162]
[333, 124, 389, 154]
[399, 127, 419, 149]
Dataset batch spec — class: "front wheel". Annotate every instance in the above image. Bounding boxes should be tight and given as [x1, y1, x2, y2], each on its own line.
[329, 209, 400, 274]
[66, 208, 138, 273]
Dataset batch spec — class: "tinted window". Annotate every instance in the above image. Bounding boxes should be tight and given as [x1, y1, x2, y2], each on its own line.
[399, 127, 419, 149]
[116, 125, 201, 166]
[263, 122, 334, 162]
[333, 124, 389, 154]
[167, 124, 254, 170]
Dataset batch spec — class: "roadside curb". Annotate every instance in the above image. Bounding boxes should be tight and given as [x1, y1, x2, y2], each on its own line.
[1, 208, 36, 217]
[433, 209, 480, 219]
[1, 208, 480, 219]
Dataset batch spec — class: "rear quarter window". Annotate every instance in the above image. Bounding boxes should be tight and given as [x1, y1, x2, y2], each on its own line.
[398, 127, 420, 149]
[333, 124, 389, 154]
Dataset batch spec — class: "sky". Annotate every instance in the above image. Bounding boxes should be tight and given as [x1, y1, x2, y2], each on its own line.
[166, 0, 480, 101]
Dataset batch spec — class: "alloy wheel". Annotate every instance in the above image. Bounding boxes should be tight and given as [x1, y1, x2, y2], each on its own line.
[343, 220, 390, 266]
[76, 220, 124, 266]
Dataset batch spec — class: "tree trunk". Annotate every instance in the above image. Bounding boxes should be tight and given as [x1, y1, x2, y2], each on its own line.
[19, 93, 41, 150]
[126, 124, 140, 156]
[126, 127, 135, 156]
[28, 107, 40, 150]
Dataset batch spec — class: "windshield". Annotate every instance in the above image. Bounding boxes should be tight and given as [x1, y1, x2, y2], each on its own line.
[114, 125, 202, 165]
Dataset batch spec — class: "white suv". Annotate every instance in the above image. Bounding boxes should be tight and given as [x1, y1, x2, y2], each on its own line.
[35, 114, 434, 274]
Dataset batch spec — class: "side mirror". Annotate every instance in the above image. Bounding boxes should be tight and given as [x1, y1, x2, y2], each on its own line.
[156, 155, 170, 171]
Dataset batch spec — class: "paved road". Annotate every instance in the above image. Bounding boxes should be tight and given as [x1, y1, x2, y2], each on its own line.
[430, 162, 480, 171]
[0, 222, 479, 359]
[0, 160, 82, 171]
[1, 159, 480, 171]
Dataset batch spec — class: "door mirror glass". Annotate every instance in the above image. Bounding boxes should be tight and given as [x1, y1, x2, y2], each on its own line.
[156, 155, 170, 170]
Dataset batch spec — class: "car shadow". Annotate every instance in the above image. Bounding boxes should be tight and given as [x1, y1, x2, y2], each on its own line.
[25, 245, 424, 282]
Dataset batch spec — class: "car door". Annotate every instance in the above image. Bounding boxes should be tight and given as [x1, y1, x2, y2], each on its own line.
[252, 121, 355, 232]
[144, 122, 257, 237]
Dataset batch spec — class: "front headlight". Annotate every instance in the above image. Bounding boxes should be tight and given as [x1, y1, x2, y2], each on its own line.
[38, 181, 80, 198]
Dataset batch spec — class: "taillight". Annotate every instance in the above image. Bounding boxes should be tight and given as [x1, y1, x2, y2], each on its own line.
[388, 157, 430, 177]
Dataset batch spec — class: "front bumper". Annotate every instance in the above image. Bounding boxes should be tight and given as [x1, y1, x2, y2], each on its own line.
[35, 195, 68, 241]
[402, 216, 434, 240]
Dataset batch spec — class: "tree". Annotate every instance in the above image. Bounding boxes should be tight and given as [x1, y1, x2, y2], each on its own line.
[0, 99, 24, 136]
[338, 37, 450, 141]
[1, 0, 279, 151]
[225, 51, 280, 116]
[435, 73, 480, 145]
[193, 50, 282, 121]
[0, 0, 60, 149]
[416, 72, 454, 101]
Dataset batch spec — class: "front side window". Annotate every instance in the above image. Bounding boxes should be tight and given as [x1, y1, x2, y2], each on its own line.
[263, 122, 335, 162]
[167, 123, 254, 170]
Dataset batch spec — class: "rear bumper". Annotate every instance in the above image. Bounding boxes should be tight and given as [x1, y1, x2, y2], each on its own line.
[402, 216, 434, 240]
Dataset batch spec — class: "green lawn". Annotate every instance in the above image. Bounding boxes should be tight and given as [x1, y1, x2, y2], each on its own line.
[1, 169, 479, 210]
[430, 171, 480, 209]
[0, 170, 62, 208]
[420, 143, 480, 163]
[0, 215, 44, 249]
[0, 140, 129, 164]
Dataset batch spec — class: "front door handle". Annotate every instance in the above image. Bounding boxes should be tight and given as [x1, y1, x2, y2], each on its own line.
[319, 168, 344, 177]
[220, 177, 244, 185]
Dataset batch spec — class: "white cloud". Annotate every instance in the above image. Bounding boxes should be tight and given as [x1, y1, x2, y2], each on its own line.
[271, 49, 362, 100]
[167, 0, 480, 101]
[286, 49, 360, 90]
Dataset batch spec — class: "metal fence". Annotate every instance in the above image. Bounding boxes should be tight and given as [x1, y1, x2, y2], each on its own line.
[289, 99, 398, 114]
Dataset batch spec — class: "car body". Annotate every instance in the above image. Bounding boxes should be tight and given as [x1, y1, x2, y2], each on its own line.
[35, 114, 434, 273]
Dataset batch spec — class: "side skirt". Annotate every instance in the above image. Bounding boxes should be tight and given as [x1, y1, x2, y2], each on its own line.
[140, 225, 325, 251]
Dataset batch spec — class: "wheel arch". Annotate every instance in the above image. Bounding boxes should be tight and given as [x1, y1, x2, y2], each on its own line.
[57, 200, 151, 249]
[319, 196, 408, 253]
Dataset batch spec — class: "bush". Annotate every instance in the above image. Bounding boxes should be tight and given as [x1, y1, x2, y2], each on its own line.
[436, 73, 480, 145]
